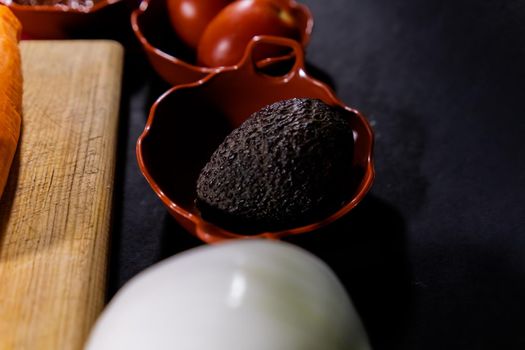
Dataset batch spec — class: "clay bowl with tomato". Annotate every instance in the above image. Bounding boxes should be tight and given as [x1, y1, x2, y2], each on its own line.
[137, 36, 375, 243]
[131, 0, 313, 85]
[3, 0, 135, 39]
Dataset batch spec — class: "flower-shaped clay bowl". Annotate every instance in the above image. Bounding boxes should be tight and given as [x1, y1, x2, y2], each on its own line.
[2, 0, 134, 39]
[131, 0, 313, 86]
[137, 36, 374, 243]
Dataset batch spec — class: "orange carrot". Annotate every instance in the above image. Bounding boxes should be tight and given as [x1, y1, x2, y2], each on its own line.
[0, 6, 22, 199]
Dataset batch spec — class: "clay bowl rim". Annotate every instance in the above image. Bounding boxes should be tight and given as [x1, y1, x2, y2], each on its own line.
[136, 37, 375, 243]
[2, 0, 124, 13]
[130, 0, 314, 75]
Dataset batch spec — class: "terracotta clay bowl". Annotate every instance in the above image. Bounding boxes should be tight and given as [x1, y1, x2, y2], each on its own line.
[137, 36, 374, 243]
[131, 0, 313, 86]
[3, 0, 135, 39]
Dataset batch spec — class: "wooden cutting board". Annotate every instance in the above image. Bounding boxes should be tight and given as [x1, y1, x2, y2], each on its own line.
[0, 41, 123, 349]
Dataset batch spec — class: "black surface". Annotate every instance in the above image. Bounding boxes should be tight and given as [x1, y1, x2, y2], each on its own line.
[109, 1, 525, 349]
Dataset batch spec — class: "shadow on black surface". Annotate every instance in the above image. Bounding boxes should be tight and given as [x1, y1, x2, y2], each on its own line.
[159, 214, 202, 259]
[106, 51, 136, 302]
[145, 73, 172, 114]
[305, 61, 337, 92]
[286, 195, 412, 350]
[107, 49, 169, 300]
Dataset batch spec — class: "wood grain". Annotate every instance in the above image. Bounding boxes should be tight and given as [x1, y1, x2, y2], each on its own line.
[0, 40, 123, 350]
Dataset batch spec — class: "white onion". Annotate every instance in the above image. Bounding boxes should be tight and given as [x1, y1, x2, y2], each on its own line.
[85, 240, 371, 350]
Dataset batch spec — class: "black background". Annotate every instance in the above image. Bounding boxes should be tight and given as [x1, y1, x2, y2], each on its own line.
[109, 0, 525, 349]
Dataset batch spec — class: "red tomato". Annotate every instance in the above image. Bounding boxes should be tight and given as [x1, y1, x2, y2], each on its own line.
[197, 0, 301, 67]
[167, 0, 233, 49]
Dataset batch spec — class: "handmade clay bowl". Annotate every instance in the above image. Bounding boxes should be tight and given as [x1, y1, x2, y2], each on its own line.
[137, 36, 374, 243]
[131, 0, 313, 85]
[3, 0, 134, 39]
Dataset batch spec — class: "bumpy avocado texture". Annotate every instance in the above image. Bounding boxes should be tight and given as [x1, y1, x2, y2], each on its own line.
[196, 98, 355, 233]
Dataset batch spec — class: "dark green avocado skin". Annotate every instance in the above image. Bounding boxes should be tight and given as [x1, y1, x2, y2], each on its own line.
[196, 98, 355, 233]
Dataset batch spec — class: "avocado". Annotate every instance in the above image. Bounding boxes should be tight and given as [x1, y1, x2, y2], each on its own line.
[196, 98, 355, 233]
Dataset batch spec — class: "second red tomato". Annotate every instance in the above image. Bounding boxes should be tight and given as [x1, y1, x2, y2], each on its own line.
[197, 0, 301, 67]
